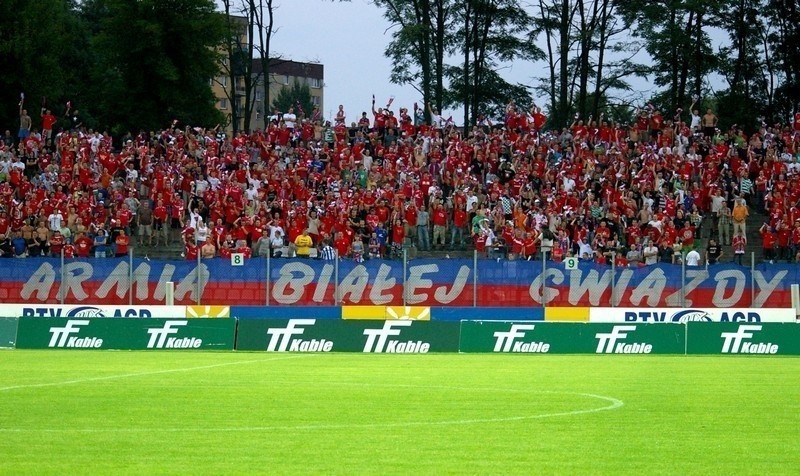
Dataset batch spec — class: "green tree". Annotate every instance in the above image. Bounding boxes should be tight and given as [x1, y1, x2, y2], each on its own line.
[0, 0, 90, 131]
[271, 80, 314, 119]
[374, 0, 452, 120]
[83, 0, 225, 135]
[447, 0, 542, 126]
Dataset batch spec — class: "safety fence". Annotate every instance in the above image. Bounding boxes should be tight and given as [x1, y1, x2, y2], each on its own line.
[0, 252, 797, 308]
[3, 317, 799, 355]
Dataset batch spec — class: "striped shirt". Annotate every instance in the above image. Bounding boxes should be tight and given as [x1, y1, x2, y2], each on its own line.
[320, 245, 336, 260]
[740, 177, 754, 195]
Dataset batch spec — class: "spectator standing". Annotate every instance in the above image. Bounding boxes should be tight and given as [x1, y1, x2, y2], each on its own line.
[18, 105, 32, 142]
[705, 238, 723, 264]
[643, 239, 659, 265]
[294, 229, 313, 258]
[137, 200, 153, 246]
[320, 239, 336, 260]
[416, 206, 430, 251]
[431, 203, 447, 249]
[94, 229, 108, 258]
[759, 223, 777, 263]
[732, 198, 749, 237]
[732, 231, 746, 265]
[718, 203, 732, 246]
[114, 229, 130, 257]
[685, 247, 701, 266]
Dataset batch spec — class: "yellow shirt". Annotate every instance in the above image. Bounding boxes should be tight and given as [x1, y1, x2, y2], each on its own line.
[294, 234, 313, 256]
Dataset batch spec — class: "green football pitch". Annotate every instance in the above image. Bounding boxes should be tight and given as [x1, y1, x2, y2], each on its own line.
[0, 351, 797, 474]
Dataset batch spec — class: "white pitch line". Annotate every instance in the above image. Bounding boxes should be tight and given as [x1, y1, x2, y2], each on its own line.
[0, 390, 623, 433]
[0, 354, 313, 392]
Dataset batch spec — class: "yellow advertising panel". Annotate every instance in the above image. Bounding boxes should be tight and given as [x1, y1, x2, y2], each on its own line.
[385, 306, 431, 321]
[186, 305, 231, 318]
[341, 306, 386, 320]
[544, 307, 589, 322]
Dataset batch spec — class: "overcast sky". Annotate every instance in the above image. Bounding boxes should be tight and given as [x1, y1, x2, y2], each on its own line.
[247, 0, 723, 124]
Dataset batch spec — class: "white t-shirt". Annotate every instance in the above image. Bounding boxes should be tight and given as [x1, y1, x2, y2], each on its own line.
[686, 249, 701, 266]
[643, 245, 659, 265]
[283, 113, 297, 129]
[48, 213, 64, 232]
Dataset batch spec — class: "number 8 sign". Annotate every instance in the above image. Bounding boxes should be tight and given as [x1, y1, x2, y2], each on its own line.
[231, 253, 245, 266]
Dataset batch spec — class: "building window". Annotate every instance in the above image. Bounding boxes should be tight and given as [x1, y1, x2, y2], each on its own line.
[255, 90, 263, 101]
[219, 98, 228, 110]
[310, 78, 322, 89]
[311, 96, 320, 106]
[284, 75, 290, 85]
[219, 76, 228, 87]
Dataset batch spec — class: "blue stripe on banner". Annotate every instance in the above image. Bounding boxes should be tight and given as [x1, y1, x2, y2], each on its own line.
[430, 307, 544, 321]
[230, 306, 342, 320]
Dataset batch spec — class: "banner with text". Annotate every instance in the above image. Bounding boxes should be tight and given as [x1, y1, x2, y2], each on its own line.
[15, 318, 235, 350]
[588, 308, 796, 323]
[459, 321, 686, 354]
[1, 257, 797, 308]
[686, 323, 800, 355]
[236, 319, 459, 353]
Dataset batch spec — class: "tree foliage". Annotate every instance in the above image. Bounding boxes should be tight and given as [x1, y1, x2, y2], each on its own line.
[271, 80, 314, 119]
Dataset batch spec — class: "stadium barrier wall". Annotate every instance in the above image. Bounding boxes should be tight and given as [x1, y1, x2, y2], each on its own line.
[459, 322, 686, 354]
[3, 257, 800, 308]
[0, 318, 18, 349]
[686, 322, 800, 355]
[15, 318, 236, 350]
[5, 318, 799, 354]
[236, 319, 460, 352]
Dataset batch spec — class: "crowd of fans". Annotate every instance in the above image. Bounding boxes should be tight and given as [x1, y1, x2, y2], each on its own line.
[2, 96, 800, 266]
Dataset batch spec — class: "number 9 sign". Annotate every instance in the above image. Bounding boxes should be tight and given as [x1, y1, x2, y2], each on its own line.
[564, 256, 578, 270]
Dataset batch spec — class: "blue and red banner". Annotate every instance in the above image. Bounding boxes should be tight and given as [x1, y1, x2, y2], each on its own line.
[0, 257, 794, 308]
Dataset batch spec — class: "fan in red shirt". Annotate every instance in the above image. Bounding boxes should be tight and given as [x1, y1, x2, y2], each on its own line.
[49, 231, 65, 257]
[75, 233, 93, 258]
[115, 230, 130, 257]
[760, 224, 778, 262]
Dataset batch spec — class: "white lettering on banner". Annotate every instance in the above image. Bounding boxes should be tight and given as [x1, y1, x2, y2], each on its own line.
[434, 265, 470, 303]
[20, 262, 208, 304]
[568, 269, 612, 306]
[48, 320, 90, 347]
[712, 270, 746, 308]
[719, 325, 779, 354]
[273, 263, 314, 304]
[362, 321, 430, 353]
[369, 264, 396, 305]
[492, 324, 550, 353]
[595, 325, 653, 354]
[589, 308, 795, 323]
[753, 270, 787, 307]
[529, 268, 564, 304]
[339, 265, 370, 303]
[146, 321, 192, 348]
[14, 261, 793, 306]
[407, 265, 470, 304]
[312, 264, 334, 303]
[629, 269, 667, 307]
[266, 319, 324, 352]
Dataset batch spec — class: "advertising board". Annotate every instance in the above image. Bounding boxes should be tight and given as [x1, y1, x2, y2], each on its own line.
[236, 319, 459, 353]
[15, 318, 236, 350]
[459, 322, 686, 354]
[686, 322, 800, 355]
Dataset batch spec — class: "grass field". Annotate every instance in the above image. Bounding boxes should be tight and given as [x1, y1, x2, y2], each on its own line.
[0, 351, 797, 474]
